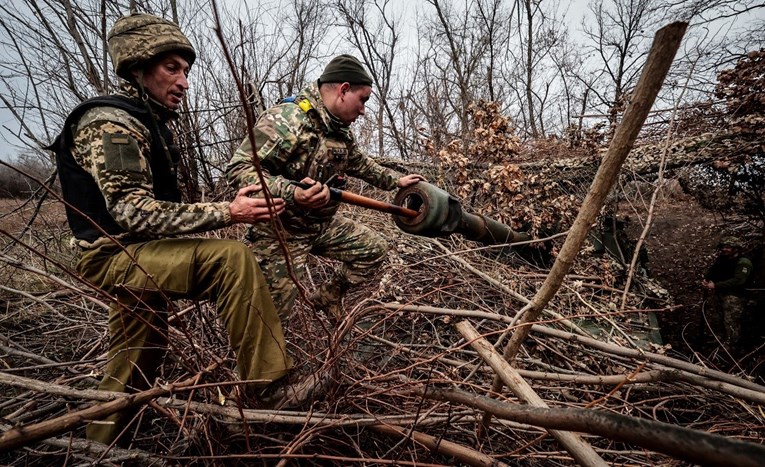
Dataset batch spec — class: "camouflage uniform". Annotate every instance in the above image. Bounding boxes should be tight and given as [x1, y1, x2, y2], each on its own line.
[704, 237, 752, 348]
[50, 13, 291, 445]
[226, 82, 400, 319]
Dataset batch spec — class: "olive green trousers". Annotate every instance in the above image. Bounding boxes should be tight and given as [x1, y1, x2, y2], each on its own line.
[79, 238, 291, 445]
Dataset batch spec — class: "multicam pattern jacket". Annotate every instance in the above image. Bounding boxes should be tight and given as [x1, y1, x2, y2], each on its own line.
[60, 83, 231, 249]
[226, 81, 400, 230]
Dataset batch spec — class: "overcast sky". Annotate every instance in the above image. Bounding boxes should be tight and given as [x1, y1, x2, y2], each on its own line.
[0, 0, 604, 160]
[0, 0, 761, 162]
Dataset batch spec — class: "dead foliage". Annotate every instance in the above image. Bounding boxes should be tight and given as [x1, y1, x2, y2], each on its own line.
[1, 169, 764, 466]
[2, 51, 765, 467]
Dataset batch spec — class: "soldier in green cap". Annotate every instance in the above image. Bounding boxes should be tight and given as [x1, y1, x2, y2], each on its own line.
[48, 12, 294, 445]
[702, 236, 752, 350]
[227, 54, 425, 320]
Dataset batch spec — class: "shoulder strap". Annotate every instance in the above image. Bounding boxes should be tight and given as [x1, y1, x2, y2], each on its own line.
[46, 95, 148, 152]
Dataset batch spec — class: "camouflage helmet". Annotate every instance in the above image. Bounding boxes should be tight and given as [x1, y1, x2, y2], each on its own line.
[718, 236, 743, 249]
[107, 13, 196, 81]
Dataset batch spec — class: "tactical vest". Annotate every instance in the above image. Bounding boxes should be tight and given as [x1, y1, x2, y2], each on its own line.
[286, 98, 351, 221]
[48, 95, 181, 243]
[280, 97, 351, 182]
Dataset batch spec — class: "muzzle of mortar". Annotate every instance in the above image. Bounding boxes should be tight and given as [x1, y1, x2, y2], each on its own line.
[392, 182, 531, 245]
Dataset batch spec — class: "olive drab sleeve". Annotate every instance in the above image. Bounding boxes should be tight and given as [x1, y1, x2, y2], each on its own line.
[72, 107, 232, 236]
[714, 257, 753, 292]
[226, 104, 309, 206]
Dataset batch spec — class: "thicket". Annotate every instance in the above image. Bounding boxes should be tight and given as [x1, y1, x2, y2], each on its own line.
[0, 155, 50, 199]
[1, 2, 764, 466]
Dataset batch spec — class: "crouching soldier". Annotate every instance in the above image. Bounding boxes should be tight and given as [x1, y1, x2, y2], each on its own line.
[226, 55, 424, 321]
[48, 13, 293, 445]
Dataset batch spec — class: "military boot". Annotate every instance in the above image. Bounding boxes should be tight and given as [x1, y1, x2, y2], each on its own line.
[310, 276, 350, 321]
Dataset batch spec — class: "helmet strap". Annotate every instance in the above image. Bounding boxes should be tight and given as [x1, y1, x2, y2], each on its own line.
[132, 68, 149, 101]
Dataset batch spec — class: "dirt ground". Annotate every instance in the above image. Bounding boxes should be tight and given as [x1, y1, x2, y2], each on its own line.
[636, 185, 765, 378]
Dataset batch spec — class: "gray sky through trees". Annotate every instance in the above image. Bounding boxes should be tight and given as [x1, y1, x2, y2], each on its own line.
[0, 0, 762, 164]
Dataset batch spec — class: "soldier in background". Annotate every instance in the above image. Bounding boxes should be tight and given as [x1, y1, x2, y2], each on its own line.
[49, 13, 293, 445]
[702, 236, 753, 350]
[227, 55, 424, 320]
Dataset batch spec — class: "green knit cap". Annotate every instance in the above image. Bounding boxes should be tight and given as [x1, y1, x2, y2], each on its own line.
[319, 54, 372, 86]
[718, 236, 743, 249]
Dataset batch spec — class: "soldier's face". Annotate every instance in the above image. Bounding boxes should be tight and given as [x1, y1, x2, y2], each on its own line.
[139, 53, 190, 110]
[719, 246, 735, 257]
[335, 84, 372, 125]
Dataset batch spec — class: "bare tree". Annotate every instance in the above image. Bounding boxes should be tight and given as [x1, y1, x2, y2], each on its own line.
[336, 0, 410, 159]
[580, 0, 661, 127]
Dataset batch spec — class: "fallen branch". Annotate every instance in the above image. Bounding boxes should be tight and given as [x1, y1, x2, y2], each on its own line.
[0, 377, 194, 452]
[496, 22, 688, 389]
[456, 320, 607, 467]
[0, 422, 164, 466]
[372, 424, 508, 467]
[430, 239, 590, 337]
[382, 304, 765, 401]
[416, 387, 765, 467]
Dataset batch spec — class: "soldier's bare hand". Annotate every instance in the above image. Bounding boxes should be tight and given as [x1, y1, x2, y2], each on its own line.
[229, 184, 285, 224]
[294, 177, 330, 209]
[398, 174, 426, 188]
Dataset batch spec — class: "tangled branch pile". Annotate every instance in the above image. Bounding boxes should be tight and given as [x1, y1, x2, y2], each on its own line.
[3, 49, 765, 464]
[1, 166, 764, 466]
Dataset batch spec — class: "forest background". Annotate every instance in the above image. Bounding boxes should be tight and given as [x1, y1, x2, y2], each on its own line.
[1, 0, 765, 465]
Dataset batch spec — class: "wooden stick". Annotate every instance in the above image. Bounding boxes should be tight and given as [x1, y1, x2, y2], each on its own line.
[482, 21, 688, 429]
[0, 378, 193, 452]
[456, 320, 607, 467]
[382, 303, 765, 401]
[417, 387, 765, 467]
[372, 424, 509, 467]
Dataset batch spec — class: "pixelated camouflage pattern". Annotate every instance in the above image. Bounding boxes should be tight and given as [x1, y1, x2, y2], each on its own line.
[309, 277, 349, 321]
[226, 81, 400, 231]
[108, 13, 196, 80]
[706, 254, 752, 295]
[247, 215, 387, 319]
[70, 85, 230, 248]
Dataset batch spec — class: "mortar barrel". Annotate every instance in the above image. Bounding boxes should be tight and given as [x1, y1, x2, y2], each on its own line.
[393, 182, 530, 245]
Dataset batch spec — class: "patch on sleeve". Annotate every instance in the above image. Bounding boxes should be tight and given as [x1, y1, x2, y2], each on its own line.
[103, 133, 142, 172]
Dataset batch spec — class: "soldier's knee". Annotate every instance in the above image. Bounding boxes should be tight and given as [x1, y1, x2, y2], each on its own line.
[216, 238, 252, 256]
[208, 239, 262, 278]
[365, 233, 389, 263]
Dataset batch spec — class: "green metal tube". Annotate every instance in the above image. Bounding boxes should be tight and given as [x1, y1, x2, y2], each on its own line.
[392, 182, 530, 245]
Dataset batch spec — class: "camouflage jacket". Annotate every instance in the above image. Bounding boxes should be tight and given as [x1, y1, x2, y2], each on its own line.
[66, 83, 231, 248]
[226, 81, 400, 230]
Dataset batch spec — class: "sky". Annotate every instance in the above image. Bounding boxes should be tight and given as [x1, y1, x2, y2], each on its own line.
[0, 0, 761, 162]
[0, 0, 590, 162]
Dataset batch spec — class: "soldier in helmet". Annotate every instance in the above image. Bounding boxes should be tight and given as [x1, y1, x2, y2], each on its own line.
[48, 13, 294, 445]
[226, 55, 425, 321]
[702, 236, 752, 350]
